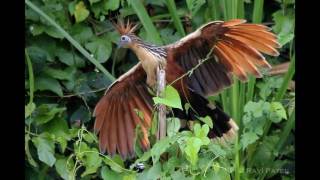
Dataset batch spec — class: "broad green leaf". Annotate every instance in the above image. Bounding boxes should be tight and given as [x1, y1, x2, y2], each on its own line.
[43, 66, 76, 81]
[153, 85, 182, 109]
[269, 102, 287, 123]
[104, 0, 120, 11]
[70, 24, 94, 44]
[29, 24, 44, 36]
[184, 137, 202, 166]
[42, 117, 70, 152]
[208, 143, 226, 157]
[55, 157, 72, 180]
[251, 135, 280, 166]
[151, 137, 172, 164]
[45, 25, 64, 39]
[85, 37, 112, 63]
[35, 76, 63, 97]
[240, 132, 259, 150]
[32, 136, 56, 167]
[163, 156, 181, 173]
[70, 105, 91, 123]
[171, 170, 192, 180]
[55, 48, 83, 67]
[138, 162, 162, 180]
[32, 104, 66, 125]
[74, 1, 90, 23]
[89, 0, 101, 5]
[272, 9, 295, 46]
[101, 166, 122, 180]
[167, 117, 181, 137]
[278, 33, 294, 46]
[83, 132, 98, 144]
[68, 1, 76, 15]
[81, 148, 102, 177]
[198, 116, 213, 128]
[25, 102, 36, 119]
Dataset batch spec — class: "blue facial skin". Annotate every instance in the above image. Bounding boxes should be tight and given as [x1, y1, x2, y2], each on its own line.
[118, 35, 131, 48]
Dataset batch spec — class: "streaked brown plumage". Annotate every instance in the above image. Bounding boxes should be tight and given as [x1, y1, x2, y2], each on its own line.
[93, 19, 280, 159]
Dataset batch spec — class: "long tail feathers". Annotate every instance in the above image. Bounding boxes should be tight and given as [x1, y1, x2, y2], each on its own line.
[215, 19, 280, 81]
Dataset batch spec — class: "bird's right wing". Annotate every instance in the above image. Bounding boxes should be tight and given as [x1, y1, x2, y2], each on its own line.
[165, 19, 280, 97]
[93, 63, 154, 159]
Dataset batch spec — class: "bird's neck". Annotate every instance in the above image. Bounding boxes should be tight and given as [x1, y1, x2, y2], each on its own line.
[130, 40, 167, 87]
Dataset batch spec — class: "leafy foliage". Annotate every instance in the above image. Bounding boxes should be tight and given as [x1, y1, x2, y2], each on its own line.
[25, 0, 295, 179]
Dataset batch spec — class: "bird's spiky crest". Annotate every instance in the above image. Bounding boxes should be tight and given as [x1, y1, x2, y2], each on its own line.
[114, 18, 138, 35]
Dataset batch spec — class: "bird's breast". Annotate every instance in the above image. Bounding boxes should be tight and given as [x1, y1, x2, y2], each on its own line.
[134, 48, 164, 87]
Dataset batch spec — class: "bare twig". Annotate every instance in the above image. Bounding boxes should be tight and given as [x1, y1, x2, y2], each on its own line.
[34, 87, 107, 98]
[156, 66, 166, 140]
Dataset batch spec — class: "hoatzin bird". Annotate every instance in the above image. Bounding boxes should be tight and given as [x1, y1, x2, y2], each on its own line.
[93, 19, 280, 159]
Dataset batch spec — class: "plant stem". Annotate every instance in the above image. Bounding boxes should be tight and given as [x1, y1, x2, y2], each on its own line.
[25, 0, 115, 82]
[276, 108, 295, 152]
[165, 0, 186, 37]
[129, 0, 163, 45]
[25, 49, 34, 104]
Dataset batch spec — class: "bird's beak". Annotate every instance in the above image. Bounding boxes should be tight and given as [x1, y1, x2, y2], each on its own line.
[117, 41, 123, 48]
[117, 41, 124, 48]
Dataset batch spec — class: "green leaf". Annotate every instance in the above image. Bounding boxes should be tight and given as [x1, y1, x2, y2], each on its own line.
[184, 137, 202, 166]
[153, 85, 182, 109]
[42, 117, 70, 152]
[35, 76, 63, 97]
[198, 116, 213, 128]
[251, 135, 280, 166]
[272, 9, 295, 46]
[167, 117, 181, 137]
[74, 1, 90, 23]
[55, 48, 85, 68]
[44, 67, 76, 81]
[85, 37, 112, 63]
[45, 25, 64, 39]
[55, 157, 72, 180]
[70, 24, 94, 44]
[81, 148, 102, 177]
[278, 33, 294, 46]
[104, 0, 120, 11]
[240, 132, 259, 150]
[208, 143, 227, 157]
[269, 102, 287, 123]
[138, 162, 162, 180]
[171, 170, 192, 180]
[89, 0, 101, 5]
[186, 0, 206, 17]
[32, 136, 56, 167]
[32, 104, 66, 125]
[70, 105, 91, 123]
[25, 102, 36, 119]
[101, 166, 122, 180]
[151, 137, 172, 164]
[29, 24, 45, 36]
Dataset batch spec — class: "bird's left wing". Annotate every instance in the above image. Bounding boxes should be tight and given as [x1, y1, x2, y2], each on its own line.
[165, 19, 280, 97]
[93, 62, 154, 159]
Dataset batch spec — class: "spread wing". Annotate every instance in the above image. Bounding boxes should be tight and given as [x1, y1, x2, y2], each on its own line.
[165, 19, 280, 97]
[93, 63, 154, 159]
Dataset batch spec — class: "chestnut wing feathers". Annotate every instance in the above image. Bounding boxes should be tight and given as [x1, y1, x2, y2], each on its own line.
[93, 63, 153, 159]
[166, 19, 280, 97]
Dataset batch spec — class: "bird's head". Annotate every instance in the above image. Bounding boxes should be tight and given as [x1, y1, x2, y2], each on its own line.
[114, 19, 139, 48]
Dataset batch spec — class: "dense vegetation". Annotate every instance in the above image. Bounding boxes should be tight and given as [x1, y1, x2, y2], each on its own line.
[25, 0, 295, 179]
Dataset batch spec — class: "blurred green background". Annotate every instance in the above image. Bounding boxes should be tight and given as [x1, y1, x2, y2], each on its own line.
[25, 0, 295, 179]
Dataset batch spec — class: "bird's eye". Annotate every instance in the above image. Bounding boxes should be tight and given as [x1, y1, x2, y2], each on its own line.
[121, 36, 127, 41]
